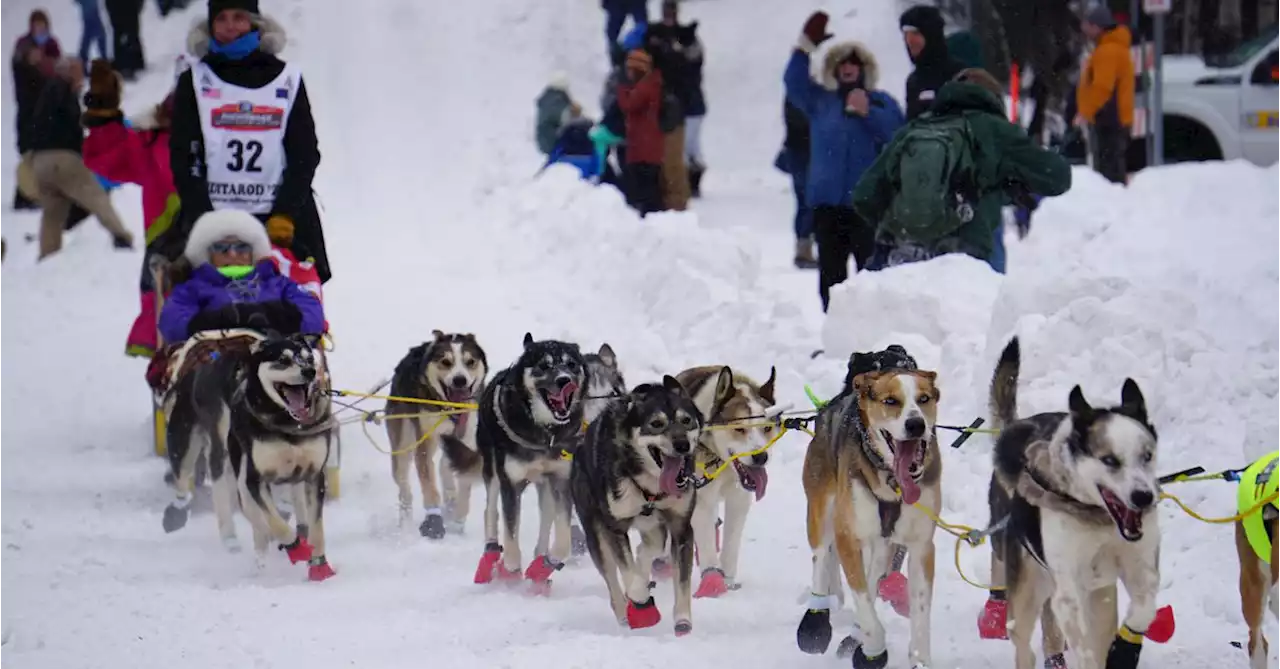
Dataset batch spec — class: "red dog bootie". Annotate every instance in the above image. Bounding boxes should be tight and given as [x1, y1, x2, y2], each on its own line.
[694, 568, 729, 599]
[978, 596, 1009, 640]
[308, 556, 336, 582]
[877, 571, 910, 618]
[1145, 605, 1175, 643]
[474, 543, 503, 584]
[626, 597, 662, 629]
[280, 536, 313, 564]
[524, 556, 563, 596]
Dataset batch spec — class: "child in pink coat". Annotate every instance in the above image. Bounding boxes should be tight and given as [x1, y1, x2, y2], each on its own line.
[81, 74, 179, 358]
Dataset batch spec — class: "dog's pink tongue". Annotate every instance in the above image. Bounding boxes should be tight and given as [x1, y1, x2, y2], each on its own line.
[552, 382, 579, 409]
[283, 387, 310, 421]
[746, 466, 769, 501]
[446, 390, 472, 431]
[659, 456, 687, 497]
[893, 441, 921, 505]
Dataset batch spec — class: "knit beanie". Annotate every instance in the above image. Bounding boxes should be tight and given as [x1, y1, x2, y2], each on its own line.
[1085, 5, 1116, 29]
[208, 0, 260, 28]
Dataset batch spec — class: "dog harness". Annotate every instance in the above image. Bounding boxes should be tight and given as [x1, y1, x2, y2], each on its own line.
[1239, 451, 1279, 563]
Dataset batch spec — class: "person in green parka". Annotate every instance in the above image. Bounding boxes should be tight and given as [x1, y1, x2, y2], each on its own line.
[852, 68, 1071, 272]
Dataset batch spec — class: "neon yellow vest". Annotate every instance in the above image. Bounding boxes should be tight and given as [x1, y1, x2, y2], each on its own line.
[1239, 450, 1279, 563]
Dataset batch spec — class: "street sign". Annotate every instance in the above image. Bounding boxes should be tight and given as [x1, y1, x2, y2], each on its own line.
[1143, 0, 1172, 14]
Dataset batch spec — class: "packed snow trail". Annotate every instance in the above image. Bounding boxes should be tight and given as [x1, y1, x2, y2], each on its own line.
[2, 0, 1277, 667]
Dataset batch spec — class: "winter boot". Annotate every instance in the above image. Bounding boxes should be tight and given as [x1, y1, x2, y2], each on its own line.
[688, 162, 705, 198]
[794, 237, 818, 269]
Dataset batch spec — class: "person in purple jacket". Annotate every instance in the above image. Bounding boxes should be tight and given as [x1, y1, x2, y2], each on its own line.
[158, 209, 324, 344]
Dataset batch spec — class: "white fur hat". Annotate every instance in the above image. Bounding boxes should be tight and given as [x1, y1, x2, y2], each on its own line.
[183, 210, 273, 266]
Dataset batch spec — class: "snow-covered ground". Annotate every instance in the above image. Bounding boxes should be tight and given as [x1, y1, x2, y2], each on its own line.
[2, 0, 1276, 667]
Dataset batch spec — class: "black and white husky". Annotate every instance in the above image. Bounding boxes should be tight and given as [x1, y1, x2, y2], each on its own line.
[985, 337, 1161, 669]
[164, 332, 337, 581]
[570, 376, 702, 636]
[582, 343, 625, 423]
[441, 333, 588, 593]
[385, 331, 487, 539]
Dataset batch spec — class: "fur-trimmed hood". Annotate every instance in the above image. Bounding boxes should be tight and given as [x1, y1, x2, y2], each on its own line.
[186, 13, 287, 58]
[184, 210, 273, 266]
[818, 41, 879, 91]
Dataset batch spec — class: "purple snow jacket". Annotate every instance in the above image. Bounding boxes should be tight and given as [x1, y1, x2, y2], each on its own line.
[158, 261, 325, 344]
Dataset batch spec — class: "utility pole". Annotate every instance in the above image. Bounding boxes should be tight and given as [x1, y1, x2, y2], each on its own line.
[1144, 0, 1171, 166]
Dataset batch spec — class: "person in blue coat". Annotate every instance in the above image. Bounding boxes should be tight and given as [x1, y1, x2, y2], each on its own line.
[785, 11, 905, 312]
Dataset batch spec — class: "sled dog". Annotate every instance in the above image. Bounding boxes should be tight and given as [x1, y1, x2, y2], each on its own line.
[583, 343, 624, 424]
[796, 348, 942, 669]
[675, 365, 776, 598]
[385, 331, 488, 538]
[570, 376, 701, 635]
[1236, 452, 1278, 669]
[441, 333, 588, 593]
[986, 337, 1161, 669]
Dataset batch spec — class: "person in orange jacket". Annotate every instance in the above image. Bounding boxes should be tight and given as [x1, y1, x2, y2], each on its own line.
[1074, 6, 1134, 185]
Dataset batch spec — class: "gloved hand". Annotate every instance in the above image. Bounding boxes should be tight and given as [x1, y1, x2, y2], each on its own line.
[256, 300, 303, 334]
[186, 303, 245, 336]
[266, 215, 295, 246]
[801, 11, 834, 49]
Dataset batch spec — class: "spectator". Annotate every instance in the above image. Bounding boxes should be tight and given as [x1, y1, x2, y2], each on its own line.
[106, 0, 145, 81]
[81, 59, 179, 358]
[11, 9, 62, 210]
[535, 72, 573, 156]
[75, 0, 110, 70]
[616, 49, 665, 216]
[852, 69, 1071, 273]
[646, 0, 707, 198]
[171, 0, 332, 283]
[602, 0, 647, 66]
[780, 100, 816, 268]
[899, 5, 965, 121]
[1075, 5, 1134, 186]
[27, 56, 135, 259]
[784, 11, 904, 312]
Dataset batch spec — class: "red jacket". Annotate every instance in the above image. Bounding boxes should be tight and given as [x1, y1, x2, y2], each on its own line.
[616, 69, 665, 165]
[82, 116, 177, 242]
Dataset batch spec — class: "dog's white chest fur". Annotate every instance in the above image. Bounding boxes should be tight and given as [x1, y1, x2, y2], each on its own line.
[503, 453, 571, 483]
[850, 478, 939, 546]
[252, 436, 329, 481]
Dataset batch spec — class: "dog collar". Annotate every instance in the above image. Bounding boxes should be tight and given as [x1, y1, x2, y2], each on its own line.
[628, 479, 668, 516]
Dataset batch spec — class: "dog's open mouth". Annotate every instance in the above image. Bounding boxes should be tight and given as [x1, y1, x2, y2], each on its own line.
[276, 382, 313, 422]
[1099, 486, 1144, 541]
[732, 458, 769, 501]
[444, 387, 473, 404]
[539, 382, 579, 423]
[882, 430, 927, 505]
[649, 446, 692, 497]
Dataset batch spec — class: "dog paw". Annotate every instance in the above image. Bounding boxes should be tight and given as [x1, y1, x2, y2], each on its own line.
[1105, 631, 1142, 669]
[448, 519, 466, 536]
[308, 556, 336, 582]
[851, 643, 888, 669]
[474, 543, 503, 584]
[1145, 605, 1175, 643]
[877, 571, 910, 618]
[978, 597, 1009, 640]
[694, 568, 729, 598]
[161, 504, 190, 533]
[796, 608, 832, 655]
[280, 536, 314, 564]
[221, 535, 242, 553]
[570, 524, 588, 557]
[674, 619, 692, 637]
[295, 524, 309, 541]
[419, 513, 446, 540]
[626, 597, 662, 629]
[835, 635, 858, 659]
[1044, 652, 1067, 669]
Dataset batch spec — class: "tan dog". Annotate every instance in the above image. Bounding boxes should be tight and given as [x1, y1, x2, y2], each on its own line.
[676, 365, 777, 598]
[796, 365, 941, 669]
[1236, 453, 1278, 669]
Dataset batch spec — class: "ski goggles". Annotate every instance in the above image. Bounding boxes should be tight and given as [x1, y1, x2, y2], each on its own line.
[209, 241, 253, 255]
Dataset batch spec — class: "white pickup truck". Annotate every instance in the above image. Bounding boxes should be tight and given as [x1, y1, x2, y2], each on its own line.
[1161, 27, 1278, 166]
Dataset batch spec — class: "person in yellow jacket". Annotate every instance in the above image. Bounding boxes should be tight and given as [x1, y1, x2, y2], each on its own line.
[1074, 6, 1134, 185]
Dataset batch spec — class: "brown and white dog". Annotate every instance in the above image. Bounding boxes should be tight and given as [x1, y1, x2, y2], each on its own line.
[1236, 460, 1278, 669]
[676, 365, 777, 598]
[796, 350, 941, 669]
[385, 331, 488, 539]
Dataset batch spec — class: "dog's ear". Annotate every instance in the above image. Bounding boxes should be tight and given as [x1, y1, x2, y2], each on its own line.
[1068, 385, 1093, 420]
[759, 365, 777, 405]
[522, 332, 535, 349]
[432, 329, 445, 341]
[663, 374, 687, 397]
[597, 343, 617, 368]
[711, 366, 734, 411]
[1119, 378, 1148, 425]
[852, 370, 883, 400]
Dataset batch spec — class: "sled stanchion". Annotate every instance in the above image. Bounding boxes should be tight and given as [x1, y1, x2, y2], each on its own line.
[150, 257, 171, 458]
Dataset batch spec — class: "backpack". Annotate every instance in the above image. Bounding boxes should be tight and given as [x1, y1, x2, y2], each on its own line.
[886, 113, 981, 246]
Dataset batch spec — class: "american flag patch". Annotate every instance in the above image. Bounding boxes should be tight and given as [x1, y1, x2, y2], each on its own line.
[201, 87, 221, 99]
[276, 88, 288, 99]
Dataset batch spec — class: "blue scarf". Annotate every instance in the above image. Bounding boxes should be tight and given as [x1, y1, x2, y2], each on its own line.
[32, 32, 50, 46]
[209, 30, 260, 60]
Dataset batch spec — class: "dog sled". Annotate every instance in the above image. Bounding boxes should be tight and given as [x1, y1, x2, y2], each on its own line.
[147, 246, 342, 500]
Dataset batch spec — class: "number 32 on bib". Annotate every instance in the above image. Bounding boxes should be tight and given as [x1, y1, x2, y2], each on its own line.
[195, 61, 301, 214]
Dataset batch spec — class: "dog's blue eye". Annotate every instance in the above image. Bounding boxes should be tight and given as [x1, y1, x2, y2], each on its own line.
[917, 395, 931, 404]
[1101, 455, 1121, 468]
[883, 397, 898, 406]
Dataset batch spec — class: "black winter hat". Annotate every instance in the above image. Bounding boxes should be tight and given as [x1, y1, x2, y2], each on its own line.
[899, 5, 946, 42]
[209, 0, 260, 19]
